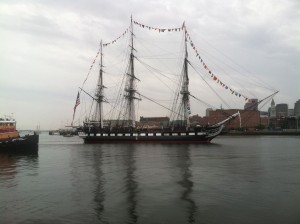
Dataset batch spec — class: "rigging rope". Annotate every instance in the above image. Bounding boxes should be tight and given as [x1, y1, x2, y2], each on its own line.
[184, 28, 252, 101]
[77, 17, 280, 128]
[137, 92, 184, 119]
[135, 57, 177, 93]
[103, 24, 131, 47]
[189, 62, 231, 109]
[80, 47, 101, 91]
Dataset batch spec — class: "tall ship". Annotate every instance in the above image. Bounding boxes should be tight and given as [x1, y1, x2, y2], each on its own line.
[0, 116, 39, 152]
[73, 17, 277, 144]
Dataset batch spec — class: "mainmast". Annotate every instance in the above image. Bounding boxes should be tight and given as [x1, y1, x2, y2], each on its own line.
[124, 16, 140, 128]
[180, 23, 191, 129]
[92, 40, 105, 129]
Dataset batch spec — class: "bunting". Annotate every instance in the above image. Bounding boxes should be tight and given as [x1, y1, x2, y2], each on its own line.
[102, 21, 183, 47]
[103, 25, 131, 47]
[133, 20, 182, 33]
[185, 30, 249, 101]
[100, 19, 248, 101]
[81, 49, 100, 88]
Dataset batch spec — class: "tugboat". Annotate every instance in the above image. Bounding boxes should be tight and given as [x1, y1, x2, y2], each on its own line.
[0, 116, 39, 153]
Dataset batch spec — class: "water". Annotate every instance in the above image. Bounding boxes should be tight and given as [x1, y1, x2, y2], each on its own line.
[0, 134, 299, 224]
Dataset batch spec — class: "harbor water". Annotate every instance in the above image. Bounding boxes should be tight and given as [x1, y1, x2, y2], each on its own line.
[0, 134, 299, 224]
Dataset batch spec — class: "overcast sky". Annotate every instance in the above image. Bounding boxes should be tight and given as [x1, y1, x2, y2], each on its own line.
[0, 0, 299, 130]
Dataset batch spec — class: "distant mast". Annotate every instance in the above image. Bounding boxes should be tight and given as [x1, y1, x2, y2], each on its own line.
[92, 40, 105, 129]
[181, 23, 191, 129]
[124, 16, 140, 128]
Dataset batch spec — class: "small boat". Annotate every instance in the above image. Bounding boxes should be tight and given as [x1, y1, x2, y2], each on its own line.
[63, 133, 74, 137]
[49, 130, 60, 135]
[0, 116, 39, 153]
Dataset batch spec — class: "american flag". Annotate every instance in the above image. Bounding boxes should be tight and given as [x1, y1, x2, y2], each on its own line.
[74, 91, 80, 110]
[72, 91, 80, 123]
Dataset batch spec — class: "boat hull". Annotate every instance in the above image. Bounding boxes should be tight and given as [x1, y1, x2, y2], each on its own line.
[80, 129, 223, 144]
[83, 135, 212, 144]
[0, 134, 39, 153]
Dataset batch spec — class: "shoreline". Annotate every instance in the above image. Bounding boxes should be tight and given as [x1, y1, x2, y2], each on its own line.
[222, 131, 300, 136]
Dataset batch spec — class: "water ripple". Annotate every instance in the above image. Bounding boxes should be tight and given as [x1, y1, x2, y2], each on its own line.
[1, 136, 300, 223]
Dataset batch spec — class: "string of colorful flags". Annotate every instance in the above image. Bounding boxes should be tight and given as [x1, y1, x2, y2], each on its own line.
[100, 19, 249, 101]
[133, 20, 183, 32]
[81, 48, 100, 88]
[103, 25, 131, 47]
[102, 21, 183, 47]
[184, 29, 249, 101]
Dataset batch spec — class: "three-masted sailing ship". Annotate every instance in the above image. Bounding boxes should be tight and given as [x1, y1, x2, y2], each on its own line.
[73, 17, 276, 143]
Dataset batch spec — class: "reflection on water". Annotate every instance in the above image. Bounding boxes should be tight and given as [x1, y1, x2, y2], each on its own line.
[122, 145, 138, 224]
[0, 155, 18, 188]
[72, 144, 139, 223]
[175, 146, 197, 223]
[1, 135, 300, 223]
[0, 153, 39, 187]
[86, 144, 197, 223]
[124, 145, 138, 223]
[91, 148, 106, 223]
[0, 152, 39, 223]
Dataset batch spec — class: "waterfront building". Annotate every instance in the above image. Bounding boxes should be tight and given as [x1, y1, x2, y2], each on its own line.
[276, 103, 288, 118]
[206, 108, 213, 116]
[244, 99, 258, 111]
[190, 109, 261, 130]
[295, 99, 300, 117]
[288, 109, 295, 117]
[269, 99, 276, 118]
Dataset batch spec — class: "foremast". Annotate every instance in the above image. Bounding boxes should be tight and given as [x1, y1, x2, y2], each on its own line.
[92, 40, 106, 129]
[123, 16, 140, 129]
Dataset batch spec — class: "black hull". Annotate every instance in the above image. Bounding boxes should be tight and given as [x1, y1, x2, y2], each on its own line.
[83, 136, 212, 144]
[0, 134, 39, 154]
[80, 124, 224, 144]
[82, 131, 222, 144]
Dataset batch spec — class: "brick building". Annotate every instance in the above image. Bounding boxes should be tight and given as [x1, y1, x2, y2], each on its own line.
[244, 99, 258, 111]
[138, 110, 263, 130]
[190, 109, 261, 130]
